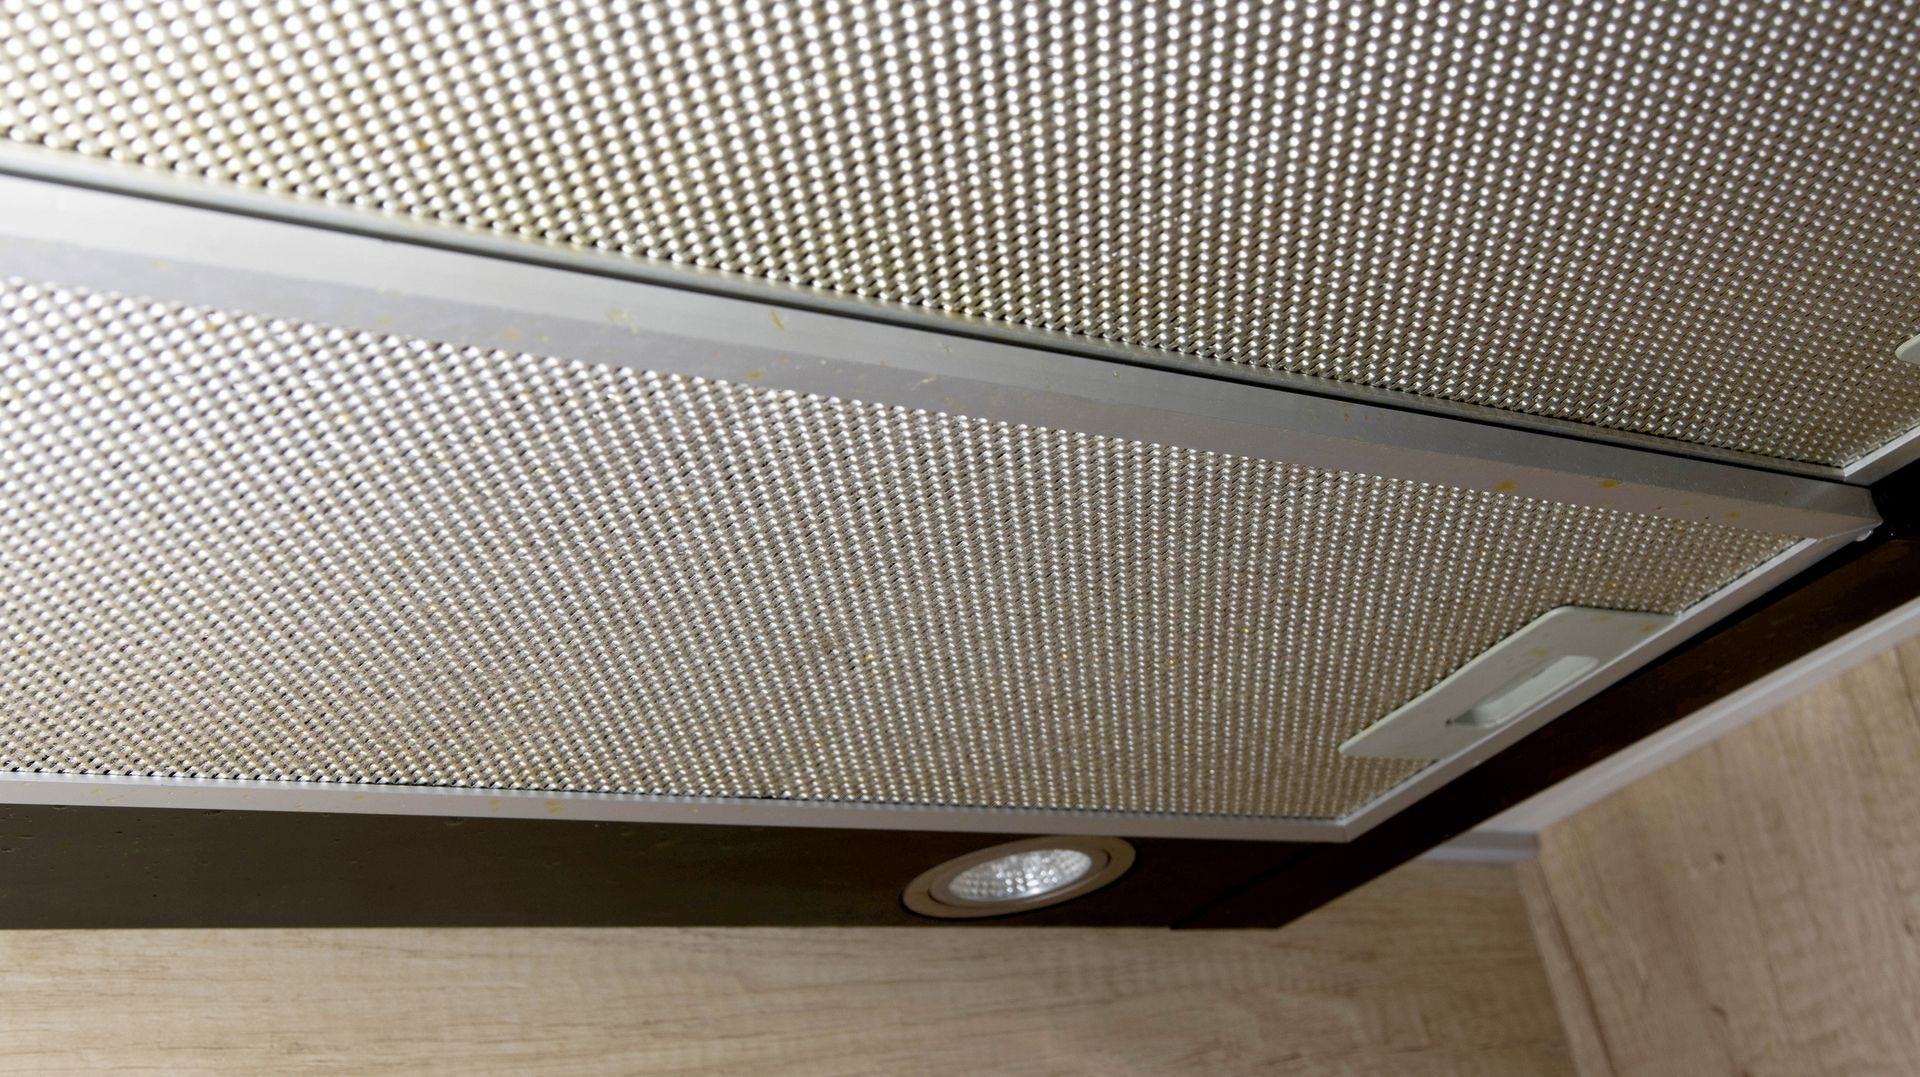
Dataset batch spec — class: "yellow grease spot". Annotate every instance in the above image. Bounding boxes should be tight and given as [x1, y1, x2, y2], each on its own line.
[769, 309, 786, 330]
[1598, 479, 1621, 489]
[544, 800, 563, 815]
[1494, 480, 1519, 493]
[743, 370, 764, 381]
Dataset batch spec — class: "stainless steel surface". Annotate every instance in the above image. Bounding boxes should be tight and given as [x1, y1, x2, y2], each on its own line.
[5, 0, 1916, 467]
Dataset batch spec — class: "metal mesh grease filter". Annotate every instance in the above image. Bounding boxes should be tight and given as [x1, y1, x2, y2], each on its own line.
[5, 1, 1920, 465]
[0, 279, 1794, 818]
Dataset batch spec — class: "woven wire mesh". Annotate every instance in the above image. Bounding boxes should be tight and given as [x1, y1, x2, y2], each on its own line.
[0, 278, 1797, 817]
[4, 0, 1919, 465]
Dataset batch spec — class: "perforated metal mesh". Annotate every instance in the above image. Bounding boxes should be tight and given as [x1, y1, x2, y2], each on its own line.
[4, 1, 1919, 465]
[0, 278, 1796, 817]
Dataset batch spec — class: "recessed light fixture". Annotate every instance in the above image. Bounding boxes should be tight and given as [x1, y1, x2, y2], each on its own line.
[903, 836, 1136, 919]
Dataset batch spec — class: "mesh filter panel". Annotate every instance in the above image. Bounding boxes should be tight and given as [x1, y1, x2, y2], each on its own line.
[4, 1, 1919, 465]
[0, 278, 1795, 818]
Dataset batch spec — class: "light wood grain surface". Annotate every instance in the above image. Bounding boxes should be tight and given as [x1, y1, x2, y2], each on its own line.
[0, 861, 1572, 1076]
[1522, 636, 1920, 1077]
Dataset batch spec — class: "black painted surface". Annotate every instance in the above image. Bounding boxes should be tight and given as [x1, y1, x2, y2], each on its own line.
[0, 805, 1304, 928]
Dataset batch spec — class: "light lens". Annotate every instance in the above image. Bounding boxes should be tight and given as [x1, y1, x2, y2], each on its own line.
[904, 837, 1135, 918]
[945, 849, 1096, 904]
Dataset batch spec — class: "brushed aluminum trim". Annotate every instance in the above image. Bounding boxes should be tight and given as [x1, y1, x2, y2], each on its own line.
[0, 143, 1870, 482]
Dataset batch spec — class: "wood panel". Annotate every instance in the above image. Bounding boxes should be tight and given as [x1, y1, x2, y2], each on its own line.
[0, 863, 1572, 1076]
[1513, 859, 1616, 1077]
[1522, 636, 1920, 1077]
